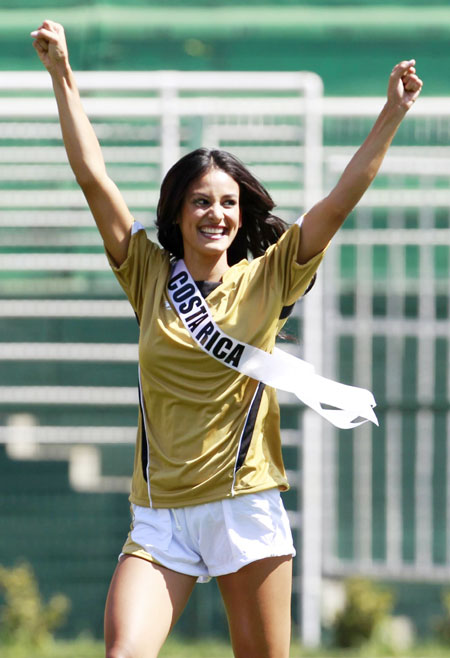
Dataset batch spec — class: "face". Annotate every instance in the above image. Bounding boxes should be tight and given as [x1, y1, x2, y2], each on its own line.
[178, 167, 241, 267]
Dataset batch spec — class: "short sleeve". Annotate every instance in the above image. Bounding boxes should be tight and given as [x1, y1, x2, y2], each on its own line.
[256, 220, 326, 306]
[105, 222, 168, 320]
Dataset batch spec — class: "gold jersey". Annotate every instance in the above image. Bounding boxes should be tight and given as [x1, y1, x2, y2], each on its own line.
[108, 222, 324, 508]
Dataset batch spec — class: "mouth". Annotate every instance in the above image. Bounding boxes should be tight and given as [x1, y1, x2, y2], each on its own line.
[198, 226, 228, 240]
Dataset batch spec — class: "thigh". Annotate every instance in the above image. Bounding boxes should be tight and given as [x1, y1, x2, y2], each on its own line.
[104, 555, 196, 658]
[217, 555, 293, 658]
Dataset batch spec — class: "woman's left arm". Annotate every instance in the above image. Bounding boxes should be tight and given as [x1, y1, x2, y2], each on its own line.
[297, 59, 423, 264]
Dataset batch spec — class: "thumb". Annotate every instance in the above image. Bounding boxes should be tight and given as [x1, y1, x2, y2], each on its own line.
[388, 59, 414, 95]
[393, 59, 415, 74]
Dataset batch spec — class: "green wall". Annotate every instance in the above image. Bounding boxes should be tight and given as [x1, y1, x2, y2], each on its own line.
[0, 3, 447, 96]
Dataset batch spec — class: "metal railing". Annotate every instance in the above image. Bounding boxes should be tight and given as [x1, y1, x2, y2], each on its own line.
[1, 70, 449, 645]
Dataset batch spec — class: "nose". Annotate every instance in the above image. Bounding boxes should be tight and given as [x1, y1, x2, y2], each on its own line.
[209, 202, 224, 222]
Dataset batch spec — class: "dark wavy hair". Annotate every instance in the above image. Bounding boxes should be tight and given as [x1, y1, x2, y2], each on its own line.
[156, 148, 288, 265]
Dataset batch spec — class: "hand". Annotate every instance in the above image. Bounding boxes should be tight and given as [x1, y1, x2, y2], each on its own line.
[30, 20, 69, 74]
[387, 60, 423, 112]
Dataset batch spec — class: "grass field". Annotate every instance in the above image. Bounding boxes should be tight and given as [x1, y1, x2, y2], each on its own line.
[3, 638, 450, 658]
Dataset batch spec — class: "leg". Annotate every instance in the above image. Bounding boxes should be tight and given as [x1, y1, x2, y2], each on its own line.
[104, 555, 196, 658]
[217, 555, 293, 658]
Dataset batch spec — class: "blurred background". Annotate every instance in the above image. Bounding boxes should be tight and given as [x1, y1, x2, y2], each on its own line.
[0, 0, 449, 651]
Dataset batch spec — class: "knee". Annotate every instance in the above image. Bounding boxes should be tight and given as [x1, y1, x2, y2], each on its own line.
[231, 633, 290, 658]
[105, 650, 126, 658]
[231, 634, 263, 658]
[106, 642, 160, 658]
[105, 644, 136, 658]
[105, 650, 124, 658]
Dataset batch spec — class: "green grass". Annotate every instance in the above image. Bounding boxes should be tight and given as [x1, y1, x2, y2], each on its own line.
[0, 639, 103, 658]
[0, 638, 237, 658]
[3, 638, 450, 658]
[0, 638, 235, 658]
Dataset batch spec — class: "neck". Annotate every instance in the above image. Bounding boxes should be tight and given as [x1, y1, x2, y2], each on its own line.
[183, 253, 229, 282]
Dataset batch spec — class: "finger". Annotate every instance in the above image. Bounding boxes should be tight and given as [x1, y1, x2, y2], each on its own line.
[41, 19, 61, 31]
[391, 59, 416, 79]
[30, 27, 60, 44]
[402, 72, 418, 83]
[32, 39, 49, 54]
[31, 19, 55, 34]
[407, 79, 423, 93]
[402, 72, 423, 91]
[31, 19, 63, 38]
[405, 80, 417, 92]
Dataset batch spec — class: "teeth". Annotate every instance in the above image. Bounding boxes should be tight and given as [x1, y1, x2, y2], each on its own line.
[200, 227, 225, 235]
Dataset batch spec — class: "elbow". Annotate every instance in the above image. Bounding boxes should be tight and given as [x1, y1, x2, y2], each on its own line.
[327, 177, 374, 223]
[323, 194, 351, 226]
[330, 204, 349, 225]
[75, 169, 107, 193]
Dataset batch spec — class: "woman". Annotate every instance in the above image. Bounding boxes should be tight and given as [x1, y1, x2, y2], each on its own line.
[31, 20, 422, 658]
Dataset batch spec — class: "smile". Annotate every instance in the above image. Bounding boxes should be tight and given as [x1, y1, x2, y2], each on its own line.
[199, 226, 228, 239]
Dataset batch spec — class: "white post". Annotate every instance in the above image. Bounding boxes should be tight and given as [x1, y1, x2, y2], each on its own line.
[300, 74, 324, 648]
[160, 75, 180, 178]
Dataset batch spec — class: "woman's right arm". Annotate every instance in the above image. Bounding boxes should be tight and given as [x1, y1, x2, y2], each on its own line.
[31, 20, 133, 266]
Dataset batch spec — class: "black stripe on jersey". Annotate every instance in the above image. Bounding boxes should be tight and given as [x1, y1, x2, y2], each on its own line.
[134, 316, 149, 483]
[279, 273, 317, 319]
[304, 272, 317, 296]
[234, 381, 266, 472]
[279, 303, 295, 320]
[137, 376, 149, 483]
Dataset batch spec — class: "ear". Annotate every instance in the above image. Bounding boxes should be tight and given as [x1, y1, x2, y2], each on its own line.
[238, 209, 242, 229]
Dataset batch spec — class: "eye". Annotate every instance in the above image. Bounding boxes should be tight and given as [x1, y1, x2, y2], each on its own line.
[193, 197, 209, 207]
[223, 199, 237, 207]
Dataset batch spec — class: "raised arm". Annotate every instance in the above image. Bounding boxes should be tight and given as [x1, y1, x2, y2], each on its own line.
[31, 20, 133, 266]
[297, 60, 423, 264]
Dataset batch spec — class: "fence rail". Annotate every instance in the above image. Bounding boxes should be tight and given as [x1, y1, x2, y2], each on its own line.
[0, 71, 449, 645]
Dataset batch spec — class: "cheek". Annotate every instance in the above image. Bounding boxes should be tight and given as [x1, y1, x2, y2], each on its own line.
[180, 209, 201, 229]
[191, 207, 206, 220]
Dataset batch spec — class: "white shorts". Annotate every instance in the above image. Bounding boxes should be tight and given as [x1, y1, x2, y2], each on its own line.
[122, 489, 295, 582]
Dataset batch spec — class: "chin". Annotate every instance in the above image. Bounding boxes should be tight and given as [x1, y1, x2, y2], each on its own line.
[202, 239, 231, 254]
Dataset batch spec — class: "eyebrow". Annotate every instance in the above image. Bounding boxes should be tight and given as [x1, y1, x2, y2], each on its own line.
[190, 191, 238, 199]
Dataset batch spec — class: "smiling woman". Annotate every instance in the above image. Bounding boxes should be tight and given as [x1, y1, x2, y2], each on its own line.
[155, 146, 289, 272]
[30, 17, 422, 658]
[177, 168, 241, 282]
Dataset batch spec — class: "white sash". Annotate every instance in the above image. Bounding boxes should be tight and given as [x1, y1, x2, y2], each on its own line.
[167, 260, 378, 430]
